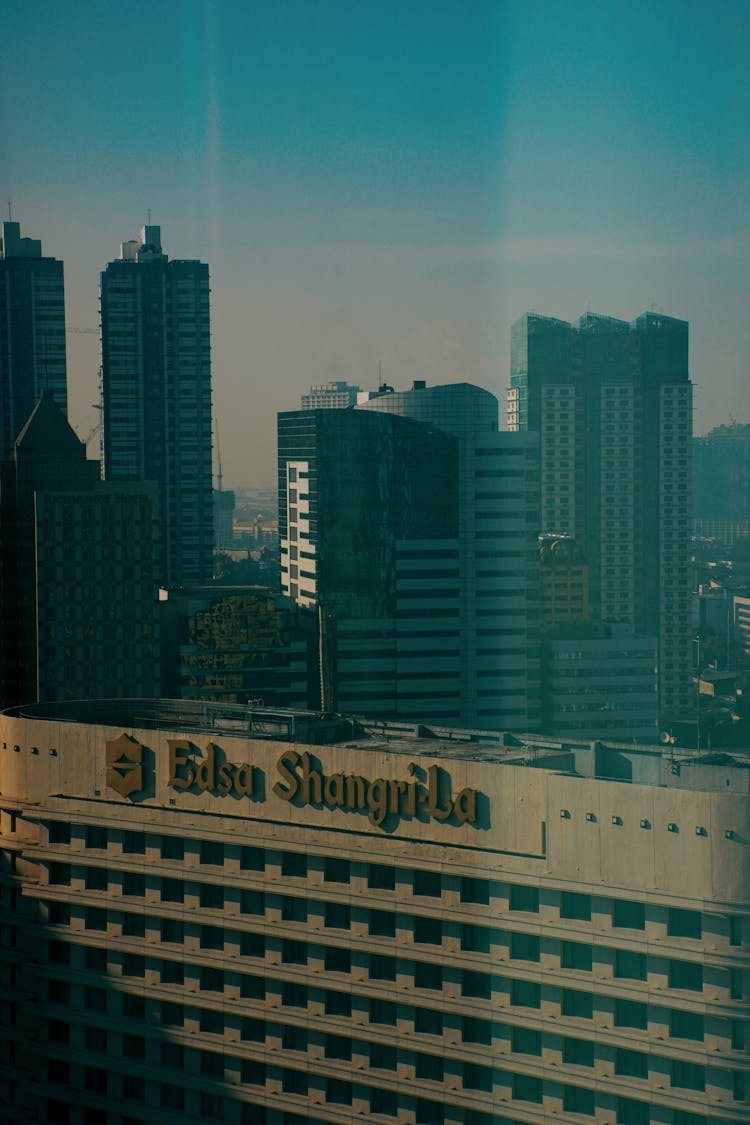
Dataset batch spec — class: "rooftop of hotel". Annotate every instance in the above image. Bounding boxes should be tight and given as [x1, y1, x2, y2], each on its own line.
[4, 699, 750, 794]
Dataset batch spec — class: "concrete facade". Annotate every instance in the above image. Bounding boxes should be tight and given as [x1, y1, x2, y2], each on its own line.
[0, 701, 747, 1124]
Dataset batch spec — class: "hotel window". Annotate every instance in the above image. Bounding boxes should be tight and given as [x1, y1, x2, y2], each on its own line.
[85, 866, 107, 891]
[200, 841, 223, 867]
[511, 932, 540, 962]
[48, 901, 70, 925]
[241, 1017, 265, 1042]
[561, 891, 591, 921]
[415, 1007, 443, 1036]
[614, 999, 647, 1029]
[370, 998, 397, 1025]
[512, 979, 540, 1008]
[122, 912, 145, 938]
[613, 900, 645, 929]
[370, 1088, 397, 1115]
[414, 916, 442, 944]
[241, 931, 264, 957]
[563, 1085, 595, 1115]
[161, 836, 184, 861]
[366, 864, 395, 891]
[327, 1078, 353, 1104]
[161, 1085, 183, 1110]
[161, 960, 184, 985]
[460, 876, 490, 905]
[416, 1099, 444, 1124]
[370, 954, 396, 981]
[562, 989, 593, 1019]
[49, 821, 71, 845]
[668, 908, 701, 940]
[461, 923, 490, 953]
[415, 962, 442, 991]
[615, 949, 647, 980]
[416, 1053, 444, 1082]
[85, 946, 106, 970]
[616, 1048, 648, 1078]
[462, 970, 491, 999]
[669, 959, 702, 991]
[281, 852, 307, 878]
[413, 870, 441, 898]
[161, 918, 184, 943]
[200, 1008, 224, 1034]
[200, 883, 223, 909]
[729, 916, 743, 946]
[240, 973, 264, 999]
[282, 1069, 307, 1095]
[240, 845, 264, 871]
[241, 1059, 266, 1085]
[86, 826, 108, 850]
[325, 1033, 351, 1060]
[122, 1035, 145, 1060]
[369, 909, 396, 937]
[122, 953, 145, 977]
[324, 857, 350, 883]
[325, 990, 352, 1017]
[513, 1027, 542, 1056]
[616, 1097, 650, 1124]
[324, 945, 351, 973]
[512, 1073, 542, 1103]
[463, 1015, 491, 1044]
[200, 925, 224, 950]
[281, 939, 306, 965]
[122, 831, 145, 855]
[562, 941, 592, 971]
[200, 966, 224, 992]
[241, 889, 265, 915]
[281, 896, 307, 923]
[509, 884, 539, 912]
[671, 1060, 705, 1091]
[370, 1042, 398, 1069]
[325, 902, 351, 929]
[48, 862, 70, 885]
[122, 871, 145, 897]
[161, 878, 183, 903]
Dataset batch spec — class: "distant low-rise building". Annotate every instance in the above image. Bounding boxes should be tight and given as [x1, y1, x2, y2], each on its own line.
[301, 380, 361, 409]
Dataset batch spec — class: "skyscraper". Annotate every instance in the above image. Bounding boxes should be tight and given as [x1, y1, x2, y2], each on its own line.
[509, 312, 692, 718]
[100, 225, 213, 585]
[279, 382, 541, 730]
[0, 219, 67, 461]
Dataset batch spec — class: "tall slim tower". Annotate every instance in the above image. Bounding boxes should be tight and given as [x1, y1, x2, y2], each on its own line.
[100, 225, 213, 585]
[509, 311, 692, 718]
[0, 220, 67, 461]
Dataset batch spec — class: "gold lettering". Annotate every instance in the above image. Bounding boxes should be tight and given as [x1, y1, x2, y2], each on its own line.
[273, 750, 300, 800]
[323, 773, 346, 807]
[195, 743, 215, 792]
[168, 740, 194, 790]
[215, 748, 233, 794]
[389, 779, 406, 813]
[405, 778, 418, 817]
[299, 752, 322, 804]
[425, 765, 453, 821]
[367, 778, 389, 826]
[344, 774, 366, 808]
[233, 764, 254, 797]
[454, 787, 477, 825]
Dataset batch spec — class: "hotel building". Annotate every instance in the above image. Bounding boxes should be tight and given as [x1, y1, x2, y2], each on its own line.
[0, 699, 747, 1125]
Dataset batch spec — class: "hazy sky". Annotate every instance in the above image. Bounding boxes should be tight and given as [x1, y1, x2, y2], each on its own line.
[2, 0, 749, 486]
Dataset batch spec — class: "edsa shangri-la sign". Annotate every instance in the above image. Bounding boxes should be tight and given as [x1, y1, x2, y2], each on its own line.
[105, 735, 480, 829]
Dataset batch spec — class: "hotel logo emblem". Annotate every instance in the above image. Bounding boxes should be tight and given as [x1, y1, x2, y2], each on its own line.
[106, 733, 144, 798]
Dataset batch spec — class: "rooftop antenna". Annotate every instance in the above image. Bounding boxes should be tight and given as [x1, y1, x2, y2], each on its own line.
[7, 201, 11, 221]
[147, 207, 151, 225]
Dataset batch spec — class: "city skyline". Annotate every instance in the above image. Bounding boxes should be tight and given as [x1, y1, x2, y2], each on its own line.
[2, 1, 750, 485]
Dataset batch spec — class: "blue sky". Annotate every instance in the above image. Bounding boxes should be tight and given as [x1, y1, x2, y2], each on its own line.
[2, 0, 749, 484]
